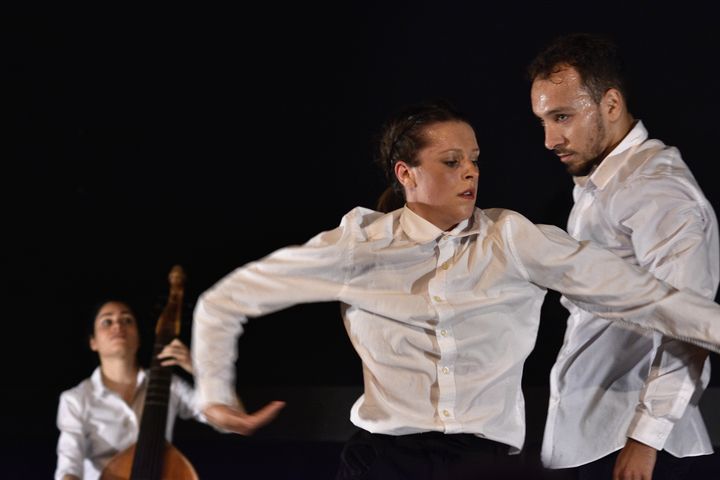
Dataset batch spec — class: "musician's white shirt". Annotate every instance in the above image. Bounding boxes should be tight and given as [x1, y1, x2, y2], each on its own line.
[55, 367, 202, 480]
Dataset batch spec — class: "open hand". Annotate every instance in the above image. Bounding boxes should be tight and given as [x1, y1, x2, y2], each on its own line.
[204, 402, 286, 435]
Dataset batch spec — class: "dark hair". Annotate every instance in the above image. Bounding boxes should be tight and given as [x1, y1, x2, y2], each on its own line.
[527, 32, 629, 106]
[374, 99, 471, 212]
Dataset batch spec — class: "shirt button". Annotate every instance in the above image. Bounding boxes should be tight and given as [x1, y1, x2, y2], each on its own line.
[441, 262, 449, 270]
[442, 366, 450, 374]
[443, 409, 450, 417]
[433, 296, 443, 303]
[440, 329, 447, 336]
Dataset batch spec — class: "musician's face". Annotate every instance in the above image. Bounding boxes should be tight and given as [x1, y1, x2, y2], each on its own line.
[90, 301, 140, 360]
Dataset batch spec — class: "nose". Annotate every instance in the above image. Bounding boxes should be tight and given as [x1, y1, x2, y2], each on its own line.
[463, 158, 479, 179]
[544, 124, 564, 151]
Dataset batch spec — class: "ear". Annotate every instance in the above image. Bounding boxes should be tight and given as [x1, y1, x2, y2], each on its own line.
[602, 88, 624, 121]
[394, 160, 415, 190]
[90, 336, 98, 352]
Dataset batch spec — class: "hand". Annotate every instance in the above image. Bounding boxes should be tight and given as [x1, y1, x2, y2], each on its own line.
[613, 438, 657, 480]
[204, 402, 286, 435]
[158, 338, 194, 374]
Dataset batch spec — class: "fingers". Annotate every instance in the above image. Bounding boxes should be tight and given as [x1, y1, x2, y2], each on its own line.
[158, 339, 188, 357]
[204, 401, 286, 435]
[157, 338, 193, 373]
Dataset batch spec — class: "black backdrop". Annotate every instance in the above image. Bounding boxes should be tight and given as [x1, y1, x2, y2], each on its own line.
[4, 2, 720, 476]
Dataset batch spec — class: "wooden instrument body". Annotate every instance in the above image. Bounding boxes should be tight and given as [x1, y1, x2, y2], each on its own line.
[100, 443, 198, 480]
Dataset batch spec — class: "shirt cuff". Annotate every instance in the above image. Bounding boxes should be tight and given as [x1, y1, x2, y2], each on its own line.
[626, 410, 674, 450]
[196, 376, 241, 411]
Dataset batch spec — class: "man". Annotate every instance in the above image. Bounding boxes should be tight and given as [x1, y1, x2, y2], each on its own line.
[529, 33, 718, 479]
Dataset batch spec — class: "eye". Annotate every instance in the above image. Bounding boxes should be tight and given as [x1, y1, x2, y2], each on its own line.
[555, 114, 569, 123]
[99, 318, 112, 328]
[121, 315, 135, 325]
[443, 160, 459, 167]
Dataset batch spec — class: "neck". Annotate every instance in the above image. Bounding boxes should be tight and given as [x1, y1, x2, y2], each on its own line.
[588, 114, 636, 169]
[601, 114, 636, 160]
[100, 356, 138, 386]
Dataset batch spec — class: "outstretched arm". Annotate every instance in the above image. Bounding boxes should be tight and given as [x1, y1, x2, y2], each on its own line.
[502, 210, 720, 352]
[191, 210, 361, 435]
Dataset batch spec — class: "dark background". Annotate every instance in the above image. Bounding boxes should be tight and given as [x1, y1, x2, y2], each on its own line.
[4, 2, 720, 478]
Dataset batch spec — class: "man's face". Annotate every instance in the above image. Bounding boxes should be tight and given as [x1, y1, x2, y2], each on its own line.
[531, 65, 610, 177]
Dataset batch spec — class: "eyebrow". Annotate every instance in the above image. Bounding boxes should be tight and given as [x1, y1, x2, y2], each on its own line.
[438, 148, 480, 154]
[539, 107, 572, 117]
[98, 310, 132, 318]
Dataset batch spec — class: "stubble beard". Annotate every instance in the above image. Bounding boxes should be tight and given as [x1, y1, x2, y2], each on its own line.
[568, 116, 607, 177]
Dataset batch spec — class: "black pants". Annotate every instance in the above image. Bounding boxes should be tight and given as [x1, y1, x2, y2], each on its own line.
[336, 430, 551, 480]
[576, 449, 698, 480]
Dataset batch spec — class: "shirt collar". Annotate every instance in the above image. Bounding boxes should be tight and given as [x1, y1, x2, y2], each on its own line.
[91, 365, 146, 396]
[573, 120, 648, 190]
[399, 205, 479, 244]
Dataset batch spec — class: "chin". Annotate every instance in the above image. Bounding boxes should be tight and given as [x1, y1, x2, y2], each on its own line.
[567, 156, 602, 177]
[450, 209, 474, 227]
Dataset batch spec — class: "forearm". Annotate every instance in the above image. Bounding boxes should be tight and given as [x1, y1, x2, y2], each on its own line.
[628, 337, 709, 449]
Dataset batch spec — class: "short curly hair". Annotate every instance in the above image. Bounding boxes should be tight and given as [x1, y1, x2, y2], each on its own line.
[527, 32, 629, 106]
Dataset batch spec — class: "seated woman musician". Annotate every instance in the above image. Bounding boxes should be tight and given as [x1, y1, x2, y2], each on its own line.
[54, 299, 205, 480]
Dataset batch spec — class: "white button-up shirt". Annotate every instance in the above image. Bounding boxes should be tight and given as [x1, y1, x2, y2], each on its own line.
[541, 121, 719, 468]
[193, 205, 720, 453]
[55, 367, 202, 480]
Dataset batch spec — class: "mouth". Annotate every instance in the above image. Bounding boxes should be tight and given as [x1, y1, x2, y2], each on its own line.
[458, 189, 476, 201]
[555, 150, 574, 163]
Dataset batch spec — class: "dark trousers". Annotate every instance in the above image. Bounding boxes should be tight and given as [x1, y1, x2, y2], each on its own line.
[576, 449, 698, 480]
[335, 429, 552, 480]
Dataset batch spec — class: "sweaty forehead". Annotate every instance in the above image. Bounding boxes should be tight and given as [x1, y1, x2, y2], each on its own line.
[531, 67, 593, 114]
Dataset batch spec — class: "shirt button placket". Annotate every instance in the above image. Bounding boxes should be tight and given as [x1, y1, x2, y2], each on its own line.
[433, 235, 459, 431]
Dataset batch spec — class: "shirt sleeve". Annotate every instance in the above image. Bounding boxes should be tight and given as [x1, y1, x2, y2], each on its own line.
[191, 210, 360, 410]
[55, 390, 86, 480]
[501, 210, 720, 353]
[170, 375, 205, 422]
[611, 175, 717, 449]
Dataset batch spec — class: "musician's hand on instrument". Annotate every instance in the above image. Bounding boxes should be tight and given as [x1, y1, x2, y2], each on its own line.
[203, 402, 286, 435]
[158, 338, 194, 374]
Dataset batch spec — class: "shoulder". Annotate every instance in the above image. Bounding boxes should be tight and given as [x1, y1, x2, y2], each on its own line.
[615, 145, 708, 205]
[479, 207, 573, 247]
[60, 376, 93, 402]
[341, 206, 389, 229]
[57, 376, 94, 420]
[480, 207, 537, 231]
[330, 206, 396, 243]
[620, 140, 694, 186]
